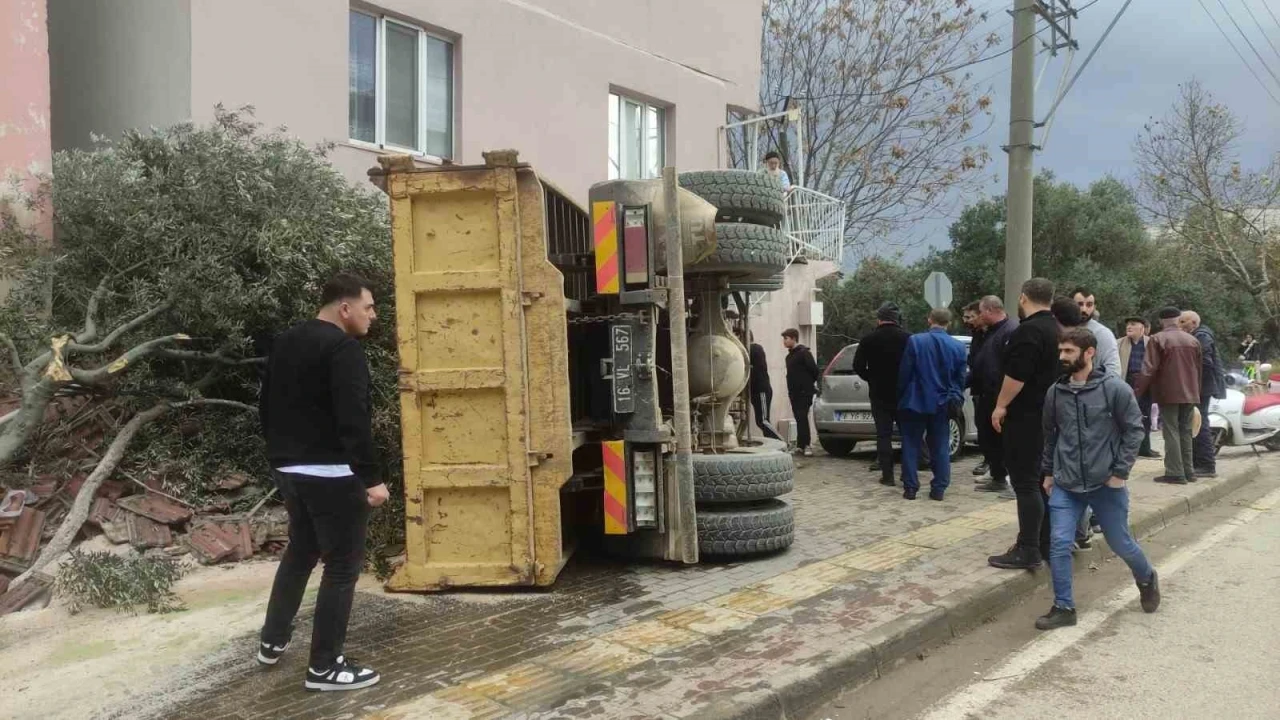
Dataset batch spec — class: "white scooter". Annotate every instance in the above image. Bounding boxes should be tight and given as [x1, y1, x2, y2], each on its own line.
[1208, 365, 1280, 454]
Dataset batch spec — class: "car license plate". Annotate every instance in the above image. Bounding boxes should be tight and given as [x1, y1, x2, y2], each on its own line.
[836, 411, 873, 423]
[611, 324, 635, 414]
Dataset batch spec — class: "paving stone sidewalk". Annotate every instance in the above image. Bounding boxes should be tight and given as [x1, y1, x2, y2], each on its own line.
[136, 447, 1264, 720]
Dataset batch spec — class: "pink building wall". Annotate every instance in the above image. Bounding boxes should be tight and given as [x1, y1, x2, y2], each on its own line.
[0, 0, 53, 247]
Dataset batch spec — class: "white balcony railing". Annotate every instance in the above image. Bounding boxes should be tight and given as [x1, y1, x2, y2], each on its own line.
[783, 186, 844, 266]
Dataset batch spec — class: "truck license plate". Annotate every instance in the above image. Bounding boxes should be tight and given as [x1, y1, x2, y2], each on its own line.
[612, 324, 635, 414]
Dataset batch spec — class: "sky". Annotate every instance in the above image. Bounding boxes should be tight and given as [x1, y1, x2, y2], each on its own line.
[882, 0, 1280, 264]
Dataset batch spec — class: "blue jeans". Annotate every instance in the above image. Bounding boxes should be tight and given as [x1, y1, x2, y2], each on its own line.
[900, 410, 950, 494]
[1048, 483, 1154, 609]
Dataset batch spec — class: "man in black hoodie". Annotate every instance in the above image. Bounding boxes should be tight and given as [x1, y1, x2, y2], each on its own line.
[783, 328, 821, 456]
[748, 332, 774, 436]
[853, 302, 911, 485]
[258, 273, 387, 692]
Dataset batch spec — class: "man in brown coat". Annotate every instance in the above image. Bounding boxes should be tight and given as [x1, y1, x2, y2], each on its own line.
[1135, 307, 1203, 485]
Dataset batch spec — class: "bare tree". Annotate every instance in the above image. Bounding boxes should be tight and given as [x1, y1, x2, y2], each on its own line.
[1134, 79, 1280, 324]
[758, 0, 998, 251]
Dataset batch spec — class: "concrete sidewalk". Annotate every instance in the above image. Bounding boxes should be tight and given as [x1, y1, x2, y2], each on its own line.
[132, 448, 1264, 720]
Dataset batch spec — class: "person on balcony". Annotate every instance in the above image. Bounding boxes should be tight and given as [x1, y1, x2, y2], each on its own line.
[762, 151, 792, 191]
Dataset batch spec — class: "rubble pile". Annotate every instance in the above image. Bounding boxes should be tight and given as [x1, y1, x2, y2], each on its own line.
[0, 471, 286, 615]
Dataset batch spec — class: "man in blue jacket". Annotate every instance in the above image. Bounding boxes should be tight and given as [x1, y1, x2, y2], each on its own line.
[897, 308, 968, 501]
[1036, 327, 1160, 630]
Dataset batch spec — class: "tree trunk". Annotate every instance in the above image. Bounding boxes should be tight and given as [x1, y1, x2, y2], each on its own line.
[10, 402, 172, 591]
[0, 378, 59, 471]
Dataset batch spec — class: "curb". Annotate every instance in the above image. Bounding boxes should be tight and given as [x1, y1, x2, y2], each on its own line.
[713, 460, 1262, 720]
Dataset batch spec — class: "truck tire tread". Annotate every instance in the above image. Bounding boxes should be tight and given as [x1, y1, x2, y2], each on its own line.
[696, 499, 795, 557]
[678, 170, 786, 225]
[693, 449, 794, 503]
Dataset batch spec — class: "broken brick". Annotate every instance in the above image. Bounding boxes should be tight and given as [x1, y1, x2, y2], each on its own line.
[118, 494, 193, 525]
[125, 513, 173, 549]
[97, 480, 127, 501]
[0, 573, 51, 616]
[100, 520, 130, 545]
[62, 475, 87, 500]
[0, 508, 46, 562]
[88, 498, 122, 528]
[187, 524, 237, 565]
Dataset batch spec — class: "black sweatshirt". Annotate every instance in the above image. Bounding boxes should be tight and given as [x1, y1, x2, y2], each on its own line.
[260, 319, 380, 487]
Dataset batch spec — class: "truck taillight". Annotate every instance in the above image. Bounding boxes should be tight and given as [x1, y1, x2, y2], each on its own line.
[622, 207, 650, 287]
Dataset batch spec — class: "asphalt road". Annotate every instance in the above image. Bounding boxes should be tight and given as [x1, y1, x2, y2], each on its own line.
[809, 464, 1280, 720]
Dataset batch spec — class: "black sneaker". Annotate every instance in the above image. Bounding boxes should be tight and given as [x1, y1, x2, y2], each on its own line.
[972, 461, 989, 477]
[903, 489, 918, 500]
[1194, 467, 1217, 478]
[305, 656, 381, 692]
[1035, 605, 1078, 630]
[258, 639, 291, 666]
[988, 544, 1042, 570]
[1090, 515, 1102, 534]
[869, 462, 881, 473]
[1073, 536, 1093, 553]
[1138, 569, 1161, 613]
[879, 477, 896, 487]
[1139, 449, 1162, 459]
[1153, 475, 1188, 485]
[975, 479, 1006, 493]
[929, 490, 945, 501]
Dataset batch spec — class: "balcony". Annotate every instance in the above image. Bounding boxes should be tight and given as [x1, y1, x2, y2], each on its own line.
[784, 186, 844, 266]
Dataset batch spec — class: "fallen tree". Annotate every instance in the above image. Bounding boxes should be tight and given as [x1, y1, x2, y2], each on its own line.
[0, 107, 405, 582]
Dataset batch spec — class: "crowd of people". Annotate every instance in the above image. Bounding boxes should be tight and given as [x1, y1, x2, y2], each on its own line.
[767, 278, 1245, 631]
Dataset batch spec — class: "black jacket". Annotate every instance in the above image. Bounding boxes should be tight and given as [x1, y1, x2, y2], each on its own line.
[749, 343, 772, 393]
[1193, 325, 1227, 400]
[785, 344, 820, 398]
[852, 323, 910, 406]
[1002, 310, 1060, 417]
[970, 316, 1018, 397]
[260, 319, 380, 487]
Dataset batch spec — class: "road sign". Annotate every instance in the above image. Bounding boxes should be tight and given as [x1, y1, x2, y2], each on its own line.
[924, 271, 953, 309]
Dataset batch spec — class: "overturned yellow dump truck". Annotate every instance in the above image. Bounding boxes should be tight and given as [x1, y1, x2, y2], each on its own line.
[370, 151, 796, 591]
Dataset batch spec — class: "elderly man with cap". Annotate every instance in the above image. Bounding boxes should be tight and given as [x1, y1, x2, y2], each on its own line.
[1135, 307, 1203, 485]
[1118, 315, 1159, 458]
[1178, 310, 1227, 477]
[854, 302, 912, 485]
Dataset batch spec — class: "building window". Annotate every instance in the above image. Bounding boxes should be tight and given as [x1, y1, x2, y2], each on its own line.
[348, 10, 454, 159]
[608, 93, 665, 180]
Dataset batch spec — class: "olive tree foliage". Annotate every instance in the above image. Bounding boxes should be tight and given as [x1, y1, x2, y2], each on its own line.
[0, 108, 400, 515]
[749, 0, 998, 252]
[1134, 79, 1280, 328]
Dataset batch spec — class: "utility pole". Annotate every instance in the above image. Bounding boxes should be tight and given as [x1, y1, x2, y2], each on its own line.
[1002, 0, 1038, 311]
[1003, 0, 1077, 310]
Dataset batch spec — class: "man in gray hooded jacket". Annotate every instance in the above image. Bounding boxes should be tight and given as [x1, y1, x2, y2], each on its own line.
[1035, 327, 1161, 630]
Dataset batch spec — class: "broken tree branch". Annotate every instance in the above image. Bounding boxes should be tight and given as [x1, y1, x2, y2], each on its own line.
[68, 333, 192, 386]
[154, 350, 266, 366]
[10, 396, 258, 591]
[76, 260, 151, 345]
[67, 301, 174, 356]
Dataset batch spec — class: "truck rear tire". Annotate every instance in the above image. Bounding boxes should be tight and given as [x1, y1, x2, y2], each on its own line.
[697, 499, 795, 558]
[693, 446, 795, 503]
[678, 170, 786, 226]
[689, 223, 790, 278]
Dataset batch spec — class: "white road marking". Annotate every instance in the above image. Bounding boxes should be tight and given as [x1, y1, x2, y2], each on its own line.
[918, 485, 1280, 720]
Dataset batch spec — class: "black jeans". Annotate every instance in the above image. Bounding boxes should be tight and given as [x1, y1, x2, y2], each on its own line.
[751, 387, 773, 431]
[1004, 411, 1048, 553]
[871, 399, 897, 482]
[974, 393, 1007, 481]
[790, 392, 814, 449]
[1193, 393, 1216, 471]
[261, 471, 369, 670]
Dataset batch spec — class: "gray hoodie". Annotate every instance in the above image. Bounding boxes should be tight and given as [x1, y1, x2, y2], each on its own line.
[1040, 369, 1144, 493]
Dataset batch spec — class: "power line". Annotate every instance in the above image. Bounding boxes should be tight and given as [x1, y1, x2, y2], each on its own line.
[1215, 0, 1280, 89]
[1196, 0, 1280, 106]
[1265, 0, 1280, 34]
[1239, 0, 1280, 65]
[1038, 0, 1135, 124]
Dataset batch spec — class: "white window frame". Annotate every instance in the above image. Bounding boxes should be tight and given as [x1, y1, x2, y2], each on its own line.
[609, 92, 667, 180]
[350, 9, 454, 161]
